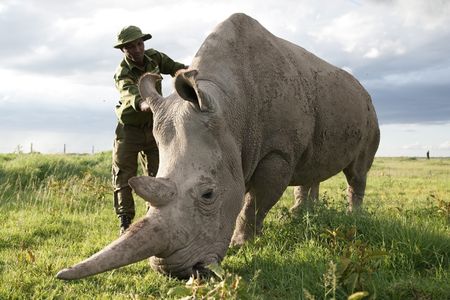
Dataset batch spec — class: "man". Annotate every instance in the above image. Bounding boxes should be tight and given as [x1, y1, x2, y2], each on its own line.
[112, 25, 187, 234]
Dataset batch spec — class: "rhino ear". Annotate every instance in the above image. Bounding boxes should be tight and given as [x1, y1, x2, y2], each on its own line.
[138, 73, 164, 112]
[175, 69, 214, 112]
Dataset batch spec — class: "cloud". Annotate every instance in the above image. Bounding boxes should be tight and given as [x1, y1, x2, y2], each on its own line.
[312, 1, 450, 125]
[0, 0, 449, 155]
[377, 122, 450, 156]
[369, 82, 450, 124]
[0, 97, 116, 133]
[401, 142, 428, 151]
[403, 140, 450, 152]
[438, 141, 450, 150]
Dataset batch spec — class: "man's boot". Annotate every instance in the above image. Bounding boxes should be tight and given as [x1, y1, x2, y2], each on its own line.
[119, 215, 132, 236]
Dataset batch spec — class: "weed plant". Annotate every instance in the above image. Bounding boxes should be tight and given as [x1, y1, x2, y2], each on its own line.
[0, 154, 449, 299]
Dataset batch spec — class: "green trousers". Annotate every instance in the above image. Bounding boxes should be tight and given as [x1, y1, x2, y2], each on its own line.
[112, 123, 159, 219]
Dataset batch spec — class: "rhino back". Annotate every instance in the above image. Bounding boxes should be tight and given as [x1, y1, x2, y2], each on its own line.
[191, 13, 379, 184]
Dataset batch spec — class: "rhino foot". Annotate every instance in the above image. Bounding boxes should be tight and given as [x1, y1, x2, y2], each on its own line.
[289, 204, 303, 216]
[229, 234, 247, 248]
[230, 225, 260, 247]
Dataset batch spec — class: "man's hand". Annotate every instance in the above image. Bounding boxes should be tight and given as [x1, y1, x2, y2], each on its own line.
[139, 99, 151, 112]
[174, 66, 189, 77]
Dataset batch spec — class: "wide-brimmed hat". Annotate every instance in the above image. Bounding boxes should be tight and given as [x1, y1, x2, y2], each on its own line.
[114, 25, 152, 49]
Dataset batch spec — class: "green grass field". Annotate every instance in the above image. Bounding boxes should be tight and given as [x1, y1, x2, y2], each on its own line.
[0, 153, 449, 299]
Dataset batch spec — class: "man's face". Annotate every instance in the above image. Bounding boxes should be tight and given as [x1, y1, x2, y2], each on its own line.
[121, 38, 145, 65]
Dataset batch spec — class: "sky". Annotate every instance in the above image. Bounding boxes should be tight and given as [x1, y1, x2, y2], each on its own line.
[0, 0, 449, 156]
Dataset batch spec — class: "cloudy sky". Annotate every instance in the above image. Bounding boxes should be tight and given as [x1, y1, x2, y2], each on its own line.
[0, 0, 449, 156]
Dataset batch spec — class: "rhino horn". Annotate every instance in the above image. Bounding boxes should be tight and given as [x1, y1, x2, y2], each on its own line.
[138, 72, 164, 111]
[129, 176, 177, 207]
[175, 69, 215, 112]
[56, 217, 168, 280]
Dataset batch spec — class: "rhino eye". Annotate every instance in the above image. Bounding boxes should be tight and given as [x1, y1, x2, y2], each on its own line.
[197, 187, 218, 215]
[201, 190, 214, 200]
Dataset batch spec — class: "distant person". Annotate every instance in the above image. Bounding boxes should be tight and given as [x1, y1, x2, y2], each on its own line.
[427, 150, 430, 160]
[112, 25, 187, 235]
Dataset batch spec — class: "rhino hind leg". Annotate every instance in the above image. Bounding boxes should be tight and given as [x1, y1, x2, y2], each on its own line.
[343, 154, 373, 212]
[231, 153, 292, 247]
[344, 173, 366, 212]
[310, 183, 319, 200]
[345, 123, 379, 212]
[290, 183, 320, 215]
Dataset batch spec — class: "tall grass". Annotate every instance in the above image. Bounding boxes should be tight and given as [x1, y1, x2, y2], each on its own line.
[0, 154, 449, 299]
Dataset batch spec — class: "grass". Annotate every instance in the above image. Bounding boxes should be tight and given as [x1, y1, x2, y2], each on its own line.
[0, 154, 449, 299]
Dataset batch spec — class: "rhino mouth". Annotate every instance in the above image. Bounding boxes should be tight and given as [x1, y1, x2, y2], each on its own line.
[191, 261, 215, 278]
[151, 253, 220, 279]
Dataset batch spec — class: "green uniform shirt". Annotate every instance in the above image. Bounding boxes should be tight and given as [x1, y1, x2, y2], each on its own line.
[114, 48, 186, 126]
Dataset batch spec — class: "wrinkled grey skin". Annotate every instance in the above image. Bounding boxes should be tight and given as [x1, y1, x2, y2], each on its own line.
[56, 13, 379, 280]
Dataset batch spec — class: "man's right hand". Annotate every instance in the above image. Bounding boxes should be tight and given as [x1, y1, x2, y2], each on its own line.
[139, 99, 151, 112]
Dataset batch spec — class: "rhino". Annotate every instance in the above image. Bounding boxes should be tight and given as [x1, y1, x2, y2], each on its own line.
[290, 183, 320, 214]
[56, 13, 379, 280]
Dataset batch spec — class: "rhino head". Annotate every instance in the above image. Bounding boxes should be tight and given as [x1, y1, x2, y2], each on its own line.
[56, 70, 245, 279]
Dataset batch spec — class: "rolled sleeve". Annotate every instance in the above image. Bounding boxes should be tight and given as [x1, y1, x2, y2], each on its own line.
[115, 74, 142, 111]
[155, 51, 187, 76]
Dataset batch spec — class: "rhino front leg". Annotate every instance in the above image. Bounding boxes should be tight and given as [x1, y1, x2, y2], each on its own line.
[290, 183, 320, 215]
[231, 153, 292, 247]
